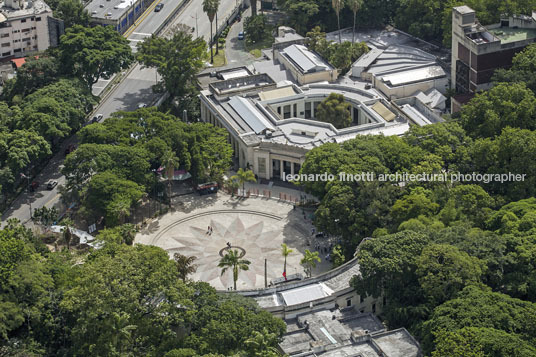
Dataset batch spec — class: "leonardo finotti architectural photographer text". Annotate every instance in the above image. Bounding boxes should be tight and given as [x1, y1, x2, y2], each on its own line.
[282, 172, 527, 184]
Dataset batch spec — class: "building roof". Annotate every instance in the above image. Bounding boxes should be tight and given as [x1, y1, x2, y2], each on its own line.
[489, 27, 536, 44]
[279, 309, 421, 357]
[371, 101, 396, 122]
[0, 0, 51, 19]
[228, 96, 275, 134]
[352, 48, 384, 68]
[380, 65, 446, 87]
[281, 44, 332, 74]
[454, 5, 475, 15]
[280, 283, 334, 306]
[399, 104, 432, 126]
[259, 86, 297, 101]
[85, 0, 133, 21]
[415, 88, 446, 109]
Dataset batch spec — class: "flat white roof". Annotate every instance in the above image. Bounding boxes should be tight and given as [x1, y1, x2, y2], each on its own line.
[279, 283, 334, 306]
[221, 69, 250, 81]
[381, 65, 445, 87]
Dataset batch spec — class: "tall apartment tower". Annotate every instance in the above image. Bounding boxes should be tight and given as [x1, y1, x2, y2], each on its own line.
[451, 5, 536, 109]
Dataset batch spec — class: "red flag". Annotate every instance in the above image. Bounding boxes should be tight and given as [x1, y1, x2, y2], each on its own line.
[283, 271, 287, 281]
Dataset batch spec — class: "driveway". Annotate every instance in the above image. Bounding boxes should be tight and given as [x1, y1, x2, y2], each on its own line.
[225, 8, 255, 66]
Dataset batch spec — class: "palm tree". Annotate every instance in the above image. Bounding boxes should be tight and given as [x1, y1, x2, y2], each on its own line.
[174, 253, 198, 281]
[218, 249, 251, 290]
[231, 168, 256, 197]
[109, 312, 137, 354]
[300, 249, 321, 278]
[281, 243, 294, 277]
[332, 0, 343, 43]
[214, 0, 220, 55]
[110, 195, 131, 225]
[61, 218, 74, 250]
[347, 0, 363, 43]
[244, 328, 279, 357]
[251, 0, 257, 16]
[161, 150, 179, 209]
[203, 0, 218, 63]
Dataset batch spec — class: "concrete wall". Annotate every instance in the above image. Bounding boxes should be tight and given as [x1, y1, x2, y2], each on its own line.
[374, 76, 449, 100]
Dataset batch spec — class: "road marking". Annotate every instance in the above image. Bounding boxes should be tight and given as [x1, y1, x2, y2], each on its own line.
[44, 193, 61, 208]
[132, 32, 152, 36]
[123, 0, 160, 38]
[129, 39, 146, 42]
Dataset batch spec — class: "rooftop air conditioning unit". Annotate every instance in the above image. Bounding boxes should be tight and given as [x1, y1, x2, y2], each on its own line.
[99, 4, 104, 7]
[92, 10, 97, 14]
[113, 6, 118, 9]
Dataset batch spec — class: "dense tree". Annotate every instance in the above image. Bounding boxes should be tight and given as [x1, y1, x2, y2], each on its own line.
[277, 0, 320, 34]
[460, 82, 536, 138]
[54, 0, 90, 28]
[59, 25, 133, 90]
[351, 231, 430, 329]
[316, 93, 352, 129]
[422, 285, 536, 353]
[0, 57, 59, 102]
[431, 327, 536, 357]
[244, 15, 272, 44]
[84, 171, 145, 225]
[137, 31, 207, 98]
[416, 244, 485, 305]
[493, 44, 536, 93]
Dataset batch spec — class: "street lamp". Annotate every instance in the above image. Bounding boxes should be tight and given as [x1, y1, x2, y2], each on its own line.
[191, 12, 199, 38]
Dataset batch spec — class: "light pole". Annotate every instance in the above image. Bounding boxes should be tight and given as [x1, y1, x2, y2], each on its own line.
[191, 12, 199, 38]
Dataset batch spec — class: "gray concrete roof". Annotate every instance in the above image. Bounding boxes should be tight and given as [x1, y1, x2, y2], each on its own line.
[0, 0, 51, 19]
[85, 0, 133, 21]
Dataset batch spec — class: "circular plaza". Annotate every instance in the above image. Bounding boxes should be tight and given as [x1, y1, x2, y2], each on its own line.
[135, 193, 330, 290]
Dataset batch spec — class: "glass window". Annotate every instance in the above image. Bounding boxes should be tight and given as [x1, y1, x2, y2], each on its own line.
[283, 105, 291, 119]
[304, 102, 311, 119]
[293, 103, 297, 116]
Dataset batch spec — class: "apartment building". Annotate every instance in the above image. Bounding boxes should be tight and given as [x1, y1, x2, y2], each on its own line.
[451, 5, 536, 110]
[0, 0, 63, 60]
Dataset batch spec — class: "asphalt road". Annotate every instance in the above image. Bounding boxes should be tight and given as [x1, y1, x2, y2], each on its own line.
[1, 0, 241, 227]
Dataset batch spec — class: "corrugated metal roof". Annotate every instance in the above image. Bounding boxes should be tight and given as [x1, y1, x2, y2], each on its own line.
[228, 96, 274, 134]
[283, 44, 331, 73]
[400, 104, 432, 126]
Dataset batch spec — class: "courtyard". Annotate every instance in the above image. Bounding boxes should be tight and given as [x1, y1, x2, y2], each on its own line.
[135, 191, 332, 290]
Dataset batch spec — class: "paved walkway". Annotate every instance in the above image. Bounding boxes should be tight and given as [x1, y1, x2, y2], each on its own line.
[135, 192, 331, 290]
[225, 7, 255, 66]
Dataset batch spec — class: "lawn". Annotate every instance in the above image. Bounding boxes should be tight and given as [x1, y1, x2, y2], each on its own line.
[211, 48, 227, 67]
[245, 37, 273, 59]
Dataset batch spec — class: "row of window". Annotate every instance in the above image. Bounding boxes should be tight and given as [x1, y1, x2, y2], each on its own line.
[0, 45, 38, 56]
[12, 27, 37, 34]
[19, 17, 42, 23]
[276, 101, 322, 119]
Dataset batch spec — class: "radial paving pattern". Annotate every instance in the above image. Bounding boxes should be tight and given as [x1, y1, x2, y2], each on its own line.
[149, 209, 307, 290]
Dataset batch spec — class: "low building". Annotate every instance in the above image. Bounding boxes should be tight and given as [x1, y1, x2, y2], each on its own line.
[198, 67, 410, 180]
[451, 5, 536, 110]
[392, 88, 446, 126]
[274, 43, 338, 85]
[85, 0, 153, 34]
[280, 308, 422, 356]
[351, 45, 449, 100]
[0, 0, 63, 60]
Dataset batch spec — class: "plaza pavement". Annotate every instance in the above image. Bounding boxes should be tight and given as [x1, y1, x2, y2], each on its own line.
[135, 192, 331, 291]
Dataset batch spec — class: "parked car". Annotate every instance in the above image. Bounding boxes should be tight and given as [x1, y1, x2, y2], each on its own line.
[138, 103, 147, 109]
[155, 3, 163, 11]
[238, 31, 244, 40]
[46, 180, 58, 190]
[91, 113, 103, 123]
[196, 182, 218, 195]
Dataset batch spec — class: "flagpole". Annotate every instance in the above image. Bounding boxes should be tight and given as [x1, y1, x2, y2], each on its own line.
[264, 259, 267, 288]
